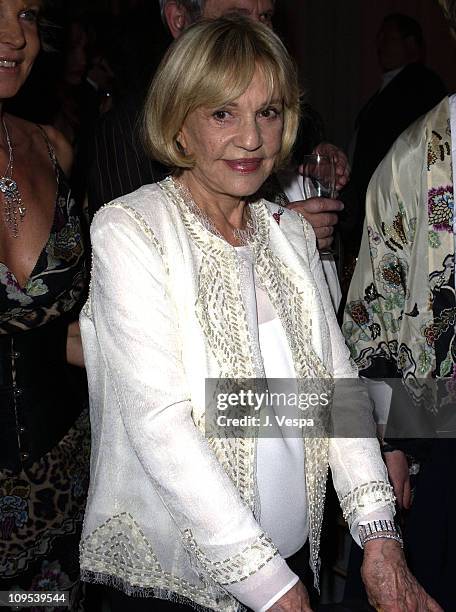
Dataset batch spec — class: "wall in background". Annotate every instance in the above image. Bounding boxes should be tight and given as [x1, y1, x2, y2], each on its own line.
[276, 0, 456, 152]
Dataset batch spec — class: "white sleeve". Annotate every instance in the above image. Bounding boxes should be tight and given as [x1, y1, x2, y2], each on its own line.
[88, 206, 295, 606]
[303, 219, 395, 540]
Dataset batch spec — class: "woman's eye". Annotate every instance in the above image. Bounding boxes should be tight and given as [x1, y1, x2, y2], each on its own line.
[19, 8, 40, 22]
[212, 110, 230, 122]
[259, 107, 281, 119]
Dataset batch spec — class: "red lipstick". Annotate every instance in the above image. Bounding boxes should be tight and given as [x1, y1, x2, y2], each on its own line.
[224, 158, 262, 174]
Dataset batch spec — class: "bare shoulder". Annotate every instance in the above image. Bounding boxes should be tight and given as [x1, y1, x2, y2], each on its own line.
[5, 115, 73, 177]
[39, 124, 73, 175]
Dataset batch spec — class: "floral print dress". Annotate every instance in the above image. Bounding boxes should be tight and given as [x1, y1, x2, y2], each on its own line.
[0, 126, 89, 611]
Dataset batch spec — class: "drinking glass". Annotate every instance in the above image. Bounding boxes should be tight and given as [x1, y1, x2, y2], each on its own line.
[301, 153, 337, 257]
[301, 153, 336, 200]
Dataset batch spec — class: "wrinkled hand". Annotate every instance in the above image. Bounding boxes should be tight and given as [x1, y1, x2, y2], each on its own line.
[311, 142, 350, 191]
[268, 580, 313, 611]
[362, 539, 442, 611]
[287, 198, 343, 250]
[384, 450, 412, 510]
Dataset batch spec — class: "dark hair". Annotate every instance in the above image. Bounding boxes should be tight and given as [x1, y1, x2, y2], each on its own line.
[382, 13, 425, 51]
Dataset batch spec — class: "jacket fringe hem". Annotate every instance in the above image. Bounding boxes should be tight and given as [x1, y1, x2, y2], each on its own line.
[80, 569, 218, 611]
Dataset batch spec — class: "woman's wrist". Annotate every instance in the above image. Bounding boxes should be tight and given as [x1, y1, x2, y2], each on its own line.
[359, 519, 403, 549]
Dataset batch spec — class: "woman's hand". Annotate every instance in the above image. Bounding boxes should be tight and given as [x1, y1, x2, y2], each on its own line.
[384, 449, 412, 510]
[66, 321, 85, 368]
[361, 539, 442, 611]
[268, 580, 313, 611]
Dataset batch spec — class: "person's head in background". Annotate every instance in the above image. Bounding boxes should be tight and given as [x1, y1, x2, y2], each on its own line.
[62, 19, 89, 87]
[376, 13, 426, 73]
[159, 0, 275, 38]
[438, 0, 456, 39]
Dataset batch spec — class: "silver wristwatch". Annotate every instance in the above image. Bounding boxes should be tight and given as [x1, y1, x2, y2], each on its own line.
[359, 519, 404, 548]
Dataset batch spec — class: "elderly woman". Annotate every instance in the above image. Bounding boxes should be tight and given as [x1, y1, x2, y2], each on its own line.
[79, 16, 439, 612]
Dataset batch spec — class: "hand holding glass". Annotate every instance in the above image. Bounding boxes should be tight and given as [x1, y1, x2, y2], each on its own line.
[301, 154, 337, 255]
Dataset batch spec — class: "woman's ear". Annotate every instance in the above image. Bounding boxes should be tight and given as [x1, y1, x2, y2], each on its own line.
[176, 129, 187, 154]
[164, 1, 190, 39]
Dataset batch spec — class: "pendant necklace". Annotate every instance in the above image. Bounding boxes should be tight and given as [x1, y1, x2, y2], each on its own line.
[0, 116, 26, 238]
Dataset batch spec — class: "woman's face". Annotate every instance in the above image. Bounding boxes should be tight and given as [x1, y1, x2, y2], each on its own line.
[178, 68, 284, 204]
[0, 0, 41, 101]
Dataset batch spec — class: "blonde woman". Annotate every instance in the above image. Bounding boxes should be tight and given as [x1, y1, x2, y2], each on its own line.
[80, 15, 439, 612]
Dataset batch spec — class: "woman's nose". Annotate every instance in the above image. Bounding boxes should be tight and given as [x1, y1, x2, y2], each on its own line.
[236, 117, 262, 151]
[0, 16, 26, 49]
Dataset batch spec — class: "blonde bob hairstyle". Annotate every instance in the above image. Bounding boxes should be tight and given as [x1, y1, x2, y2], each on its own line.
[143, 15, 300, 171]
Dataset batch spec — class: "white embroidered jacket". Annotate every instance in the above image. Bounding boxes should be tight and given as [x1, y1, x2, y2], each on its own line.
[79, 177, 394, 611]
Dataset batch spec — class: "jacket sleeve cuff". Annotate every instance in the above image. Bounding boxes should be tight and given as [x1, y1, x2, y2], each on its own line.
[225, 554, 299, 612]
[351, 505, 396, 547]
[340, 481, 395, 534]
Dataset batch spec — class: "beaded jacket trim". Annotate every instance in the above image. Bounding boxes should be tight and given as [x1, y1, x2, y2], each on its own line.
[339, 480, 396, 522]
[162, 177, 332, 584]
[182, 530, 277, 586]
[80, 513, 237, 611]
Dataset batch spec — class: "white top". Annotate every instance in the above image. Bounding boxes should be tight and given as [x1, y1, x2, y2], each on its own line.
[236, 246, 308, 558]
[80, 178, 395, 612]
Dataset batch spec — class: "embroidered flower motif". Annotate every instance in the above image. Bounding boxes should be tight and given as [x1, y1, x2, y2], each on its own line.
[24, 561, 73, 611]
[71, 464, 89, 500]
[1, 269, 33, 305]
[348, 300, 370, 326]
[423, 323, 436, 347]
[0, 495, 28, 539]
[30, 560, 71, 593]
[428, 185, 454, 232]
[381, 264, 402, 287]
[24, 278, 48, 298]
[368, 226, 382, 246]
[376, 254, 407, 294]
[48, 218, 83, 264]
[428, 230, 441, 249]
[392, 213, 407, 244]
[382, 312, 400, 334]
